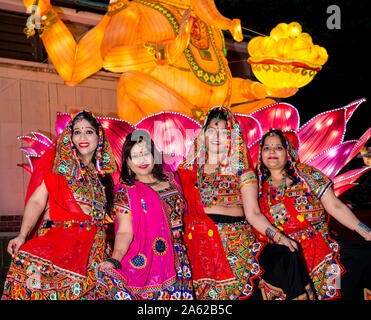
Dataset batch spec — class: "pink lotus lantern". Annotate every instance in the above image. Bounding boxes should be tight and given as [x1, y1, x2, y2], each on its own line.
[18, 99, 370, 197]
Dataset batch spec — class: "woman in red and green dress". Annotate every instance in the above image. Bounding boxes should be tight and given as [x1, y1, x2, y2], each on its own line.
[256, 128, 371, 300]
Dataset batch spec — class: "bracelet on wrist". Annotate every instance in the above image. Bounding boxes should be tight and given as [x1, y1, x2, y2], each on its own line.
[24, 7, 59, 38]
[105, 258, 122, 269]
[357, 221, 371, 233]
[39, 9, 60, 36]
[265, 227, 277, 241]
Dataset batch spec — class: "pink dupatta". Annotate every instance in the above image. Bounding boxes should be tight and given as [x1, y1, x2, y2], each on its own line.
[113, 180, 177, 293]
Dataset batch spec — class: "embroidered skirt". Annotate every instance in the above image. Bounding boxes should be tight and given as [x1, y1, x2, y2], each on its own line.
[93, 242, 193, 300]
[194, 214, 314, 300]
[1, 224, 108, 300]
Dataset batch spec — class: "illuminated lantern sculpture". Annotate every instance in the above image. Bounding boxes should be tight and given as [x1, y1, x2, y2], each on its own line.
[22, 0, 301, 124]
[19, 99, 369, 197]
[248, 22, 328, 89]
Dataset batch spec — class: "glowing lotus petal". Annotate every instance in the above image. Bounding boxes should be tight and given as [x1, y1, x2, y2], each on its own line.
[55, 112, 73, 137]
[136, 111, 201, 157]
[17, 163, 32, 174]
[297, 98, 365, 163]
[308, 141, 357, 179]
[334, 183, 358, 197]
[17, 135, 51, 155]
[283, 130, 300, 151]
[345, 128, 371, 166]
[98, 117, 135, 169]
[162, 154, 185, 172]
[32, 132, 52, 146]
[234, 114, 262, 147]
[18, 154, 42, 174]
[250, 102, 300, 133]
[332, 167, 371, 189]
[248, 139, 261, 168]
[20, 147, 38, 156]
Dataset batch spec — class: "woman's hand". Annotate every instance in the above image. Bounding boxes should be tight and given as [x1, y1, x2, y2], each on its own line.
[363, 231, 371, 241]
[7, 234, 26, 255]
[275, 233, 298, 252]
[96, 261, 114, 273]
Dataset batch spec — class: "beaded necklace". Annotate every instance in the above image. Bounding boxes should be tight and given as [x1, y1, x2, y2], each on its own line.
[267, 174, 290, 227]
[79, 162, 107, 221]
[196, 163, 221, 207]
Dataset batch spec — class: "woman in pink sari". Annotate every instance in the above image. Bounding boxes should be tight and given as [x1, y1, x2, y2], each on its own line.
[94, 129, 193, 299]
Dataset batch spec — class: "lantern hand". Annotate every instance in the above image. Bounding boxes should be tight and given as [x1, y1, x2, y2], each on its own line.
[239, 79, 298, 100]
[23, 0, 51, 17]
[230, 19, 243, 42]
[165, 8, 195, 65]
[265, 87, 299, 98]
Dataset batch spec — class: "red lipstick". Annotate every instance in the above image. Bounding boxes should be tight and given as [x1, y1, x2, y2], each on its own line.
[78, 142, 89, 148]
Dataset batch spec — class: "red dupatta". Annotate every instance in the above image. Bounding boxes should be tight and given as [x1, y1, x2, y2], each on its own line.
[20, 147, 99, 276]
[177, 106, 255, 282]
[19, 111, 117, 277]
[178, 165, 235, 282]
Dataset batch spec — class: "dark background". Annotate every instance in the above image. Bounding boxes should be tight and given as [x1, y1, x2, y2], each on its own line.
[214, 0, 370, 142]
[213, 0, 371, 210]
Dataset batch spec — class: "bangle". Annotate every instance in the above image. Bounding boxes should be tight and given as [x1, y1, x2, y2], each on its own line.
[358, 222, 371, 233]
[105, 258, 122, 269]
[39, 8, 60, 36]
[265, 227, 277, 241]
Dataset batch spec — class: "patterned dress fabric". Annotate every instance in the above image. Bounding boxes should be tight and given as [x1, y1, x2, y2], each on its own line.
[94, 173, 193, 300]
[256, 130, 371, 300]
[2, 111, 116, 300]
[178, 106, 313, 300]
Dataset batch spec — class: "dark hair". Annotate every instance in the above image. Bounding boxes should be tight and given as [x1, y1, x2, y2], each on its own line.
[204, 108, 228, 129]
[120, 129, 166, 185]
[72, 110, 114, 215]
[72, 111, 99, 135]
[260, 129, 296, 185]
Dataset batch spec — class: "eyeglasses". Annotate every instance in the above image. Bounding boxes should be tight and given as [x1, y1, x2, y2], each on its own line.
[262, 145, 285, 152]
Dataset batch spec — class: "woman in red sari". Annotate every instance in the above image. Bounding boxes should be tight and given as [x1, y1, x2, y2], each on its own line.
[2, 110, 117, 300]
[256, 128, 371, 299]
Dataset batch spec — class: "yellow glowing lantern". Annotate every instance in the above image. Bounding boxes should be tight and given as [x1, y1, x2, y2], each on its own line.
[248, 22, 328, 88]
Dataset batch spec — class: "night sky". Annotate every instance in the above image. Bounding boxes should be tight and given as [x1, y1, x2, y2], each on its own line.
[215, 0, 370, 141]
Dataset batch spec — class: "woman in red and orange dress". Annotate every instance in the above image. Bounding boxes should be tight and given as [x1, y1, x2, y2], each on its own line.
[256, 128, 371, 300]
[2, 111, 117, 300]
[178, 106, 314, 300]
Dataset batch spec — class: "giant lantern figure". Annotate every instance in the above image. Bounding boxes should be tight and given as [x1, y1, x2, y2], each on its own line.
[21, 0, 305, 124]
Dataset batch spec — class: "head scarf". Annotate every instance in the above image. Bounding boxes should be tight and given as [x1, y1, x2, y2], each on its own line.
[181, 105, 253, 174]
[52, 110, 117, 179]
[256, 128, 327, 197]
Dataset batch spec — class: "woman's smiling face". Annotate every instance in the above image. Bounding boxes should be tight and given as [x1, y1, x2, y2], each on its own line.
[261, 135, 288, 171]
[127, 141, 155, 178]
[204, 118, 229, 160]
[71, 118, 99, 161]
